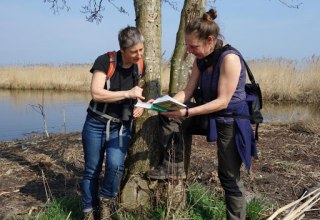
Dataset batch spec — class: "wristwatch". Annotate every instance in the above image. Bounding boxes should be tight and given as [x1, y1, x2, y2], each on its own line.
[185, 107, 189, 118]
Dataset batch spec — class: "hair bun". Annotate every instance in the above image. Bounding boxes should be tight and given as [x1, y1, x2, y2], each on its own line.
[206, 8, 217, 21]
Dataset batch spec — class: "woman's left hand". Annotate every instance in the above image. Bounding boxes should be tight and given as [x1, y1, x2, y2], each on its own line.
[161, 108, 187, 119]
[133, 107, 144, 118]
[133, 99, 154, 118]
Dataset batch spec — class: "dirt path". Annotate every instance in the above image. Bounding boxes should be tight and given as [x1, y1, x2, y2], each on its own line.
[0, 122, 319, 219]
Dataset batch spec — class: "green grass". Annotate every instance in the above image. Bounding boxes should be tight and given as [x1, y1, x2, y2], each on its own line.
[18, 183, 271, 220]
[20, 196, 82, 220]
[187, 183, 226, 220]
[246, 197, 272, 220]
[186, 183, 271, 220]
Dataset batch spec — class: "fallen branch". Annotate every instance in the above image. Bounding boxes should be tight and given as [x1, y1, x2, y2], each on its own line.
[283, 191, 320, 219]
[267, 187, 320, 220]
[65, 211, 72, 220]
[0, 189, 19, 196]
[41, 168, 53, 201]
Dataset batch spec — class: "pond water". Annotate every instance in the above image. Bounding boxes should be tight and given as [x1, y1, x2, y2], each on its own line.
[0, 89, 319, 141]
[0, 90, 91, 141]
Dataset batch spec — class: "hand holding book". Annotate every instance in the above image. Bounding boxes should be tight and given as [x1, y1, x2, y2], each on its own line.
[135, 95, 186, 112]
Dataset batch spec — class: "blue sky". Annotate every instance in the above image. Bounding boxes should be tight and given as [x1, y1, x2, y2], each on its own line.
[0, 0, 319, 65]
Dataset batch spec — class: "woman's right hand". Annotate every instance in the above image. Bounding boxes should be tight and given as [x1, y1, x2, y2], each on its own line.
[127, 86, 145, 100]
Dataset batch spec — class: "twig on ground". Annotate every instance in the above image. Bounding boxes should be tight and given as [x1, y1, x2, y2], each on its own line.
[65, 211, 72, 220]
[41, 168, 53, 201]
[0, 189, 19, 196]
[267, 187, 320, 220]
[283, 191, 320, 219]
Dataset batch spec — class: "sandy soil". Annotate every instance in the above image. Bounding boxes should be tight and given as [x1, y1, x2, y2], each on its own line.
[0, 122, 319, 219]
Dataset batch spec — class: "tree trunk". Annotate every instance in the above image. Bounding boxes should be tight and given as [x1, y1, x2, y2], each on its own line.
[169, 0, 207, 95]
[121, 0, 207, 213]
[121, 0, 162, 210]
[167, 1, 207, 199]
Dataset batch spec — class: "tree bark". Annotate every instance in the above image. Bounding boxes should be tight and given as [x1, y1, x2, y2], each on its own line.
[121, 0, 207, 213]
[121, 0, 162, 210]
[168, 0, 207, 180]
[169, 0, 207, 95]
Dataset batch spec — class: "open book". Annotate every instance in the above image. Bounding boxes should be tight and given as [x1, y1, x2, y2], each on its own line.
[135, 95, 186, 112]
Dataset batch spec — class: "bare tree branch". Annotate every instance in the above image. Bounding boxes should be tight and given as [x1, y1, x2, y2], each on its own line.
[208, 0, 302, 9]
[278, 0, 303, 9]
[81, 0, 105, 23]
[81, 0, 129, 24]
[43, 0, 303, 24]
[44, 0, 129, 24]
[43, 0, 70, 14]
[29, 92, 49, 138]
[162, 0, 178, 11]
[107, 0, 129, 15]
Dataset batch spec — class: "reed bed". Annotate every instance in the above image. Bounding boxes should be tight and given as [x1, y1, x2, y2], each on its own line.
[0, 64, 92, 91]
[1, 56, 319, 104]
[248, 56, 320, 104]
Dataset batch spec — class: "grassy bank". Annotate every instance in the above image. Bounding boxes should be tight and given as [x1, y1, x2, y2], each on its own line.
[20, 183, 271, 220]
[1, 56, 319, 103]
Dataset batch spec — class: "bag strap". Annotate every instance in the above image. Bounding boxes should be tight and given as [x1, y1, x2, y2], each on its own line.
[224, 45, 257, 85]
[220, 45, 262, 109]
[106, 51, 144, 79]
[196, 43, 231, 102]
[106, 51, 117, 79]
[137, 58, 144, 75]
[243, 60, 256, 84]
[197, 44, 257, 88]
[213, 45, 262, 141]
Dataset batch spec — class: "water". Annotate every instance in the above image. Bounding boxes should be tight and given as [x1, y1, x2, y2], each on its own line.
[0, 90, 91, 141]
[0, 89, 319, 141]
[262, 102, 320, 122]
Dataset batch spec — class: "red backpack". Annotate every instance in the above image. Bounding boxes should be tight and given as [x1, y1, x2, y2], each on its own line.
[106, 51, 144, 80]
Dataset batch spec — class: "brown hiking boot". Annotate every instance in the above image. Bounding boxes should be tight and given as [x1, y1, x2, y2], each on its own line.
[100, 198, 116, 220]
[83, 210, 94, 220]
[83, 208, 100, 220]
[148, 160, 186, 180]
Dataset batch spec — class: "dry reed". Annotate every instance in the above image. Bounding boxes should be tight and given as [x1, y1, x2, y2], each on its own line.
[1, 56, 319, 104]
[0, 64, 92, 91]
[248, 56, 320, 104]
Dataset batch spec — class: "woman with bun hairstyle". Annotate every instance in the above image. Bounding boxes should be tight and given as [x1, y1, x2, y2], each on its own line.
[148, 8, 257, 220]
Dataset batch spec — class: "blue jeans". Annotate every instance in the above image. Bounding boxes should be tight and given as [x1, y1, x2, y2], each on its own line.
[81, 113, 132, 212]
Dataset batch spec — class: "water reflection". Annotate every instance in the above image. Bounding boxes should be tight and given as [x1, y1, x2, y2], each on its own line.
[0, 89, 91, 141]
[262, 102, 320, 122]
[0, 89, 319, 141]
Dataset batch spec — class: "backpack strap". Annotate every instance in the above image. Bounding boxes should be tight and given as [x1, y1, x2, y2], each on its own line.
[106, 51, 117, 79]
[106, 51, 144, 88]
[133, 58, 145, 87]
[105, 51, 117, 90]
[137, 58, 144, 76]
[216, 46, 263, 141]
[197, 45, 262, 140]
[107, 51, 144, 78]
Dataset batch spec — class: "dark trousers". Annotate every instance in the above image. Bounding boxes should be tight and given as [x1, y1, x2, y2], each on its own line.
[217, 122, 246, 220]
[158, 114, 192, 163]
[159, 115, 246, 220]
